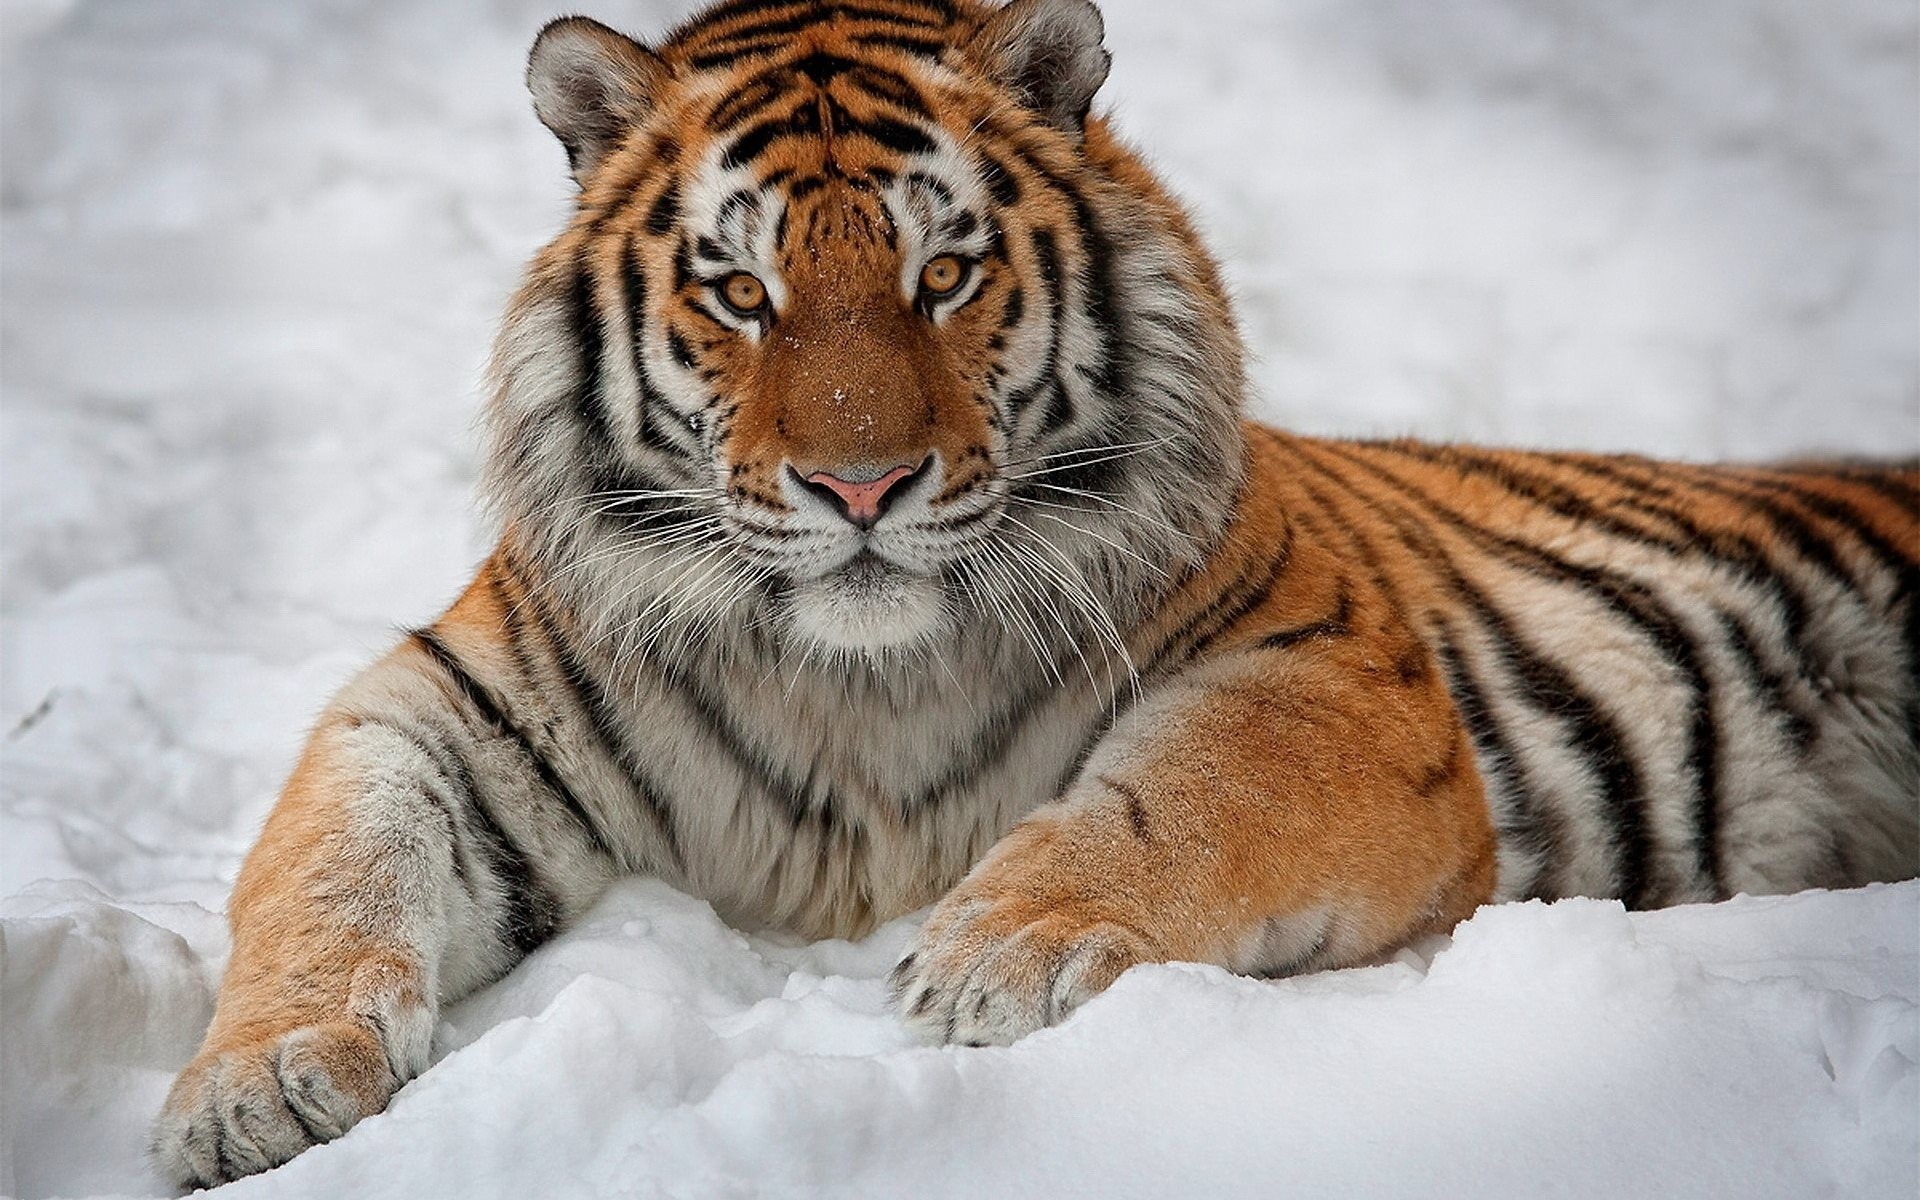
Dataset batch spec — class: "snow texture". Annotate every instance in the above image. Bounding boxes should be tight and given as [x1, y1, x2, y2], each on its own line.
[2, 1, 1916, 1196]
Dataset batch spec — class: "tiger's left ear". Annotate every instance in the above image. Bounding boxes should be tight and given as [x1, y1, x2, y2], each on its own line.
[967, 0, 1111, 136]
[527, 16, 666, 186]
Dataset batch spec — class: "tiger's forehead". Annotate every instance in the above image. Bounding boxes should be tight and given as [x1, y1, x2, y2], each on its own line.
[663, 0, 969, 78]
[656, 34, 996, 276]
[661, 2, 985, 193]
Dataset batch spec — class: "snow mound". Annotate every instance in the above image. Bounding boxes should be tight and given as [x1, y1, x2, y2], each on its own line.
[3, 880, 1915, 1198]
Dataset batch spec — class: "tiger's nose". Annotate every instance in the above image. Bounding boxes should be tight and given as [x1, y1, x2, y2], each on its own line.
[790, 458, 928, 530]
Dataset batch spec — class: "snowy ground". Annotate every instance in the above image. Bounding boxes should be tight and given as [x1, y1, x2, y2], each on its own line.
[2, 1, 1916, 1197]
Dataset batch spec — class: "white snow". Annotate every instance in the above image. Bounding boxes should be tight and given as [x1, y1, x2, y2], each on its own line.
[2, 1, 1916, 1197]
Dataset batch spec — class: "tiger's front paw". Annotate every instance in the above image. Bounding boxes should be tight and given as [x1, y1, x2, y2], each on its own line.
[890, 882, 1155, 1047]
[150, 1019, 404, 1189]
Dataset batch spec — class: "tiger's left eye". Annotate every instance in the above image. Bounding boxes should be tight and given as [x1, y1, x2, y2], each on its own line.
[919, 255, 968, 298]
[717, 272, 767, 317]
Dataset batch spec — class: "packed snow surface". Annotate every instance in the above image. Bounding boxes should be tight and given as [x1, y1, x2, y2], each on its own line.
[3, 1, 1916, 1197]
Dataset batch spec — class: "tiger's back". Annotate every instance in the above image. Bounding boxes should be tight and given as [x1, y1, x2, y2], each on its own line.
[1265, 431, 1920, 906]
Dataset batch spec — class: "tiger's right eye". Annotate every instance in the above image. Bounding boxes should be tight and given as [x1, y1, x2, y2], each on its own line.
[717, 272, 768, 317]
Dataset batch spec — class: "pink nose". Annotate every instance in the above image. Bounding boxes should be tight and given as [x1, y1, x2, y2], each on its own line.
[798, 462, 921, 529]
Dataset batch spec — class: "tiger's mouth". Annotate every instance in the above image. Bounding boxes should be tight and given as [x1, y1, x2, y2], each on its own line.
[837, 549, 898, 586]
[783, 548, 948, 653]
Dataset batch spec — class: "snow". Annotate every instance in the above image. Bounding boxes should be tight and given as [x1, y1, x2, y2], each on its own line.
[8, 879, 1918, 1198]
[2, 1, 1916, 1197]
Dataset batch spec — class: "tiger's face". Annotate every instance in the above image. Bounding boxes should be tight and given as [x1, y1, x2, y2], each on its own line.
[635, 127, 1019, 650]
[491, 0, 1245, 665]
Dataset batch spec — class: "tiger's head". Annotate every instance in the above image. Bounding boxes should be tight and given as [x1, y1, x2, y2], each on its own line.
[487, 0, 1246, 670]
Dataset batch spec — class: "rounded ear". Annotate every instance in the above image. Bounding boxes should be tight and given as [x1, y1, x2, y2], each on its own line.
[527, 16, 665, 185]
[966, 0, 1111, 136]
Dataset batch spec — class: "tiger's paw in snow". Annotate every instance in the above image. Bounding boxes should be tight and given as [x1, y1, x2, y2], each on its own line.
[890, 873, 1156, 1048]
[150, 1016, 416, 1189]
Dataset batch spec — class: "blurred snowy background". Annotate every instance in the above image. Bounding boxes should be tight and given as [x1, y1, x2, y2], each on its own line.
[2, 2, 1916, 1197]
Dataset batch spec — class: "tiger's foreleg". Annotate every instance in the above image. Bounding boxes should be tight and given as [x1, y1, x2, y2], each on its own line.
[151, 618, 619, 1187]
[892, 616, 1498, 1046]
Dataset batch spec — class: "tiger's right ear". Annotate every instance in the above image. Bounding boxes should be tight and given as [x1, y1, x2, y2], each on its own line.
[527, 17, 666, 186]
[967, 0, 1110, 137]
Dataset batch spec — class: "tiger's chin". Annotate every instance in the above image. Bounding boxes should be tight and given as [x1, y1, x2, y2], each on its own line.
[785, 553, 947, 655]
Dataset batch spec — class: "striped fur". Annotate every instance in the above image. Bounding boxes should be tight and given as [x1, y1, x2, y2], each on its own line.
[153, 0, 1920, 1185]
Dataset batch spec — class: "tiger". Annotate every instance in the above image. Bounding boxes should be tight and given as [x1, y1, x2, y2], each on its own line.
[150, 0, 1920, 1187]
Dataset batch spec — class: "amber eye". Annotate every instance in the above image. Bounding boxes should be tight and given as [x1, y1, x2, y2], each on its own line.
[717, 272, 768, 317]
[919, 255, 969, 298]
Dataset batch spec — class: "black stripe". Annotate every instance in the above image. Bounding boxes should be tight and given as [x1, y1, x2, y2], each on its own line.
[694, 1, 946, 55]
[979, 152, 1021, 206]
[1000, 136, 1126, 403]
[1399, 443, 1819, 655]
[1002, 228, 1065, 433]
[909, 668, 1068, 811]
[1033, 375, 1073, 440]
[1432, 631, 1559, 900]
[568, 261, 616, 455]
[791, 49, 858, 84]
[1591, 456, 1920, 743]
[1747, 472, 1920, 743]
[710, 59, 931, 129]
[382, 697, 553, 957]
[1333, 442, 1722, 898]
[708, 73, 793, 132]
[338, 713, 476, 898]
[1740, 471, 1919, 572]
[1029, 228, 1062, 295]
[621, 238, 700, 463]
[1790, 465, 1920, 514]
[654, 658, 819, 824]
[688, 38, 792, 70]
[847, 30, 946, 57]
[489, 572, 549, 697]
[1283, 447, 1566, 899]
[1581, 456, 1864, 592]
[697, 11, 823, 52]
[645, 180, 681, 236]
[1282, 442, 1421, 639]
[671, 236, 697, 292]
[502, 559, 684, 869]
[409, 629, 618, 868]
[1292, 445, 1658, 907]
[723, 100, 821, 170]
[829, 1, 950, 27]
[904, 168, 954, 206]
[845, 64, 930, 117]
[998, 285, 1025, 331]
[1716, 607, 1818, 756]
[1146, 518, 1299, 673]
[1259, 585, 1354, 651]
[686, 0, 809, 30]
[824, 96, 935, 155]
[1082, 517, 1296, 781]
[772, 199, 793, 255]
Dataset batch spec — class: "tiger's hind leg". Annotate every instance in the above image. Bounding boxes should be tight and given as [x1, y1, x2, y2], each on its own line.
[892, 584, 1498, 1046]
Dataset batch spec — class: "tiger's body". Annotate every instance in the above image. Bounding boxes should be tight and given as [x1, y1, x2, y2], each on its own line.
[153, 0, 1919, 1187]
